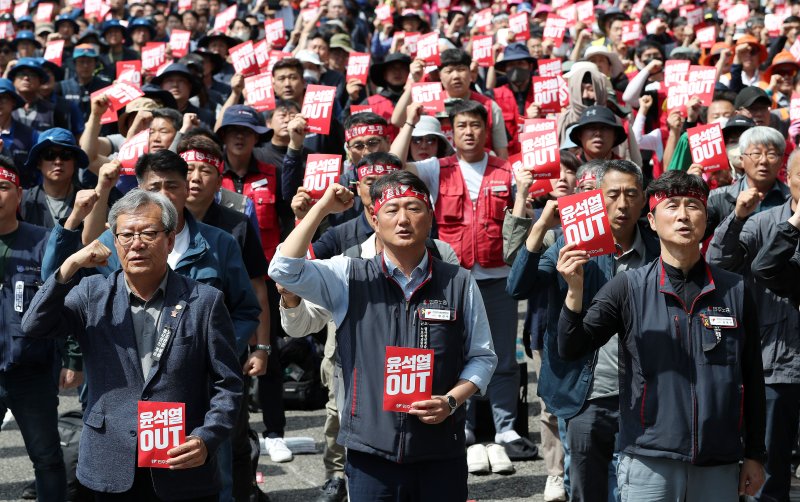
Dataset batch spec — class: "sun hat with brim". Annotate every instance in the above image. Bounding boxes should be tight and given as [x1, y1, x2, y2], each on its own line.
[583, 45, 623, 78]
[38, 58, 64, 81]
[127, 17, 156, 39]
[77, 29, 107, 49]
[669, 46, 700, 59]
[734, 86, 771, 109]
[11, 31, 42, 50]
[16, 15, 34, 28]
[141, 83, 178, 109]
[562, 61, 599, 80]
[296, 49, 324, 67]
[8, 58, 49, 83]
[150, 63, 202, 97]
[216, 104, 269, 137]
[119, 96, 160, 122]
[329, 33, 354, 53]
[569, 106, 627, 148]
[495, 42, 537, 71]
[35, 23, 55, 37]
[735, 34, 768, 64]
[0, 78, 24, 109]
[54, 14, 80, 33]
[699, 42, 730, 66]
[369, 52, 412, 88]
[762, 50, 800, 82]
[197, 30, 238, 50]
[412, 115, 455, 155]
[193, 48, 224, 74]
[25, 127, 90, 171]
[100, 19, 127, 37]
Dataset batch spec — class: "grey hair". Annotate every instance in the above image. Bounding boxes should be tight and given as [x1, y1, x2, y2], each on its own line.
[738, 126, 786, 158]
[596, 159, 644, 189]
[576, 159, 605, 182]
[151, 107, 183, 131]
[108, 189, 178, 234]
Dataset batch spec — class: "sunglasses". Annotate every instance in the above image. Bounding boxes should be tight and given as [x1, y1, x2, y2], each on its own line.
[40, 149, 76, 162]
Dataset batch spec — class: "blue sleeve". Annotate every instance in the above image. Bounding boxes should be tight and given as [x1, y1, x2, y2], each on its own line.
[311, 225, 341, 260]
[729, 64, 744, 94]
[41, 225, 120, 280]
[70, 102, 85, 135]
[506, 244, 557, 299]
[220, 235, 261, 353]
[460, 275, 498, 395]
[281, 147, 304, 204]
[22, 273, 88, 340]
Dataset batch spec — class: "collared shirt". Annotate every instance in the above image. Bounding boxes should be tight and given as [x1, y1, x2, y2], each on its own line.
[614, 226, 646, 275]
[125, 273, 168, 378]
[383, 251, 429, 300]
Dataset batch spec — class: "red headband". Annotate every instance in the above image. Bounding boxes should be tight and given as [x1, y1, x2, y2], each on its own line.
[372, 183, 431, 214]
[345, 124, 388, 142]
[0, 167, 19, 187]
[357, 163, 400, 180]
[578, 171, 596, 185]
[180, 150, 224, 173]
[648, 189, 708, 212]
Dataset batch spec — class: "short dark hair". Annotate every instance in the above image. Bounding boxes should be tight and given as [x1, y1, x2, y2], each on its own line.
[180, 127, 222, 148]
[344, 111, 388, 129]
[272, 58, 304, 78]
[135, 149, 188, 184]
[635, 40, 664, 59]
[597, 159, 644, 189]
[151, 108, 182, 131]
[560, 151, 581, 172]
[265, 99, 301, 121]
[448, 100, 487, 127]
[181, 10, 198, 20]
[439, 48, 471, 70]
[356, 152, 403, 171]
[369, 170, 431, 208]
[177, 133, 223, 163]
[646, 170, 709, 213]
[0, 155, 17, 173]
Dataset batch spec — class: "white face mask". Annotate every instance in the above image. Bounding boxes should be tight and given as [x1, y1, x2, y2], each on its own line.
[711, 117, 729, 128]
[303, 69, 321, 84]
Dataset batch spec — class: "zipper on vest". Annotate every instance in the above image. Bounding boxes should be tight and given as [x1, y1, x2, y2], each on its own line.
[688, 313, 698, 464]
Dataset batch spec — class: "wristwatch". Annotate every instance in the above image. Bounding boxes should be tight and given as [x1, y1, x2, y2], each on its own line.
[253, 344, 272, 355]
[444, 394, 458, 416]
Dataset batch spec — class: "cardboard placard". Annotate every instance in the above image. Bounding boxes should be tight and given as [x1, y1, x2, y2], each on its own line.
[621, 21, 641, 45]
[116, 61, 142, 87]
[688, 123, 728, 172]
[254, 39, 270, 72]
[519, 129, 560, 179]
[264, 19, 287, 49]
[472, 35, 494, 67]
[537, 58, 562, 77]
[346, 52, 370, 85]
[696, 25, 716, 49]
[532, 76, 561, 114]
[303, 154, 342, 200]
[118, 129, 149, 175]
[686, 65, 716, 106]
[213, 4, 237, 32]
[558, 189, 615, 257]
[725, 3, 749, 25]
[416, 32, 440, 66]
[34, 2, 54, 23]
[244, 73, 276, 112]
[411, 82, 445, 115]
[402, 31, 420, 57]
[383, 346, 434, 412]
[522, 118, 557, 134]
[137, 401, 185, 469]
[301, 85, 336, 135]
[509, 12, 530, 42]
[44, 40, 65, 66]
[230, 41, 258, 78]
[663, 60, 690, 88]
[575, 0, 595, 23]
[790, 92, 800, 121]
[169, 29, 191, 59]
[474, 8, 493, 32]
[141, 42, 167, 74]
[543, 15, 568, 47]
[105, 81, 145, 112]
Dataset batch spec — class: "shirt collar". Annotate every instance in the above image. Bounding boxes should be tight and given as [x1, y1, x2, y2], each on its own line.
[383, 250, 429, 281]
[617, 226, 645, 261]
[125, 271, 169, 304]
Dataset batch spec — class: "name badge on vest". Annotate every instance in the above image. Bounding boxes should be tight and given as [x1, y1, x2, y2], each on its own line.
[383, 346, 434, 413]
[490, 184, 508, 193]
[418, 307, 456, 322]
[250, 178, 268, 190]
[701, 315, 738, 329]
[14, 281, 24, 312]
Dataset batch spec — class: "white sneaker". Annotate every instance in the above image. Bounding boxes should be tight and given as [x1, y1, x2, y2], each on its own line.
[486, 443, 515, 474]
[543, 475, 567, 502]
[1, 409, 13, 430]
[263, 437, 293, 463]
[467, 444, 490, 474]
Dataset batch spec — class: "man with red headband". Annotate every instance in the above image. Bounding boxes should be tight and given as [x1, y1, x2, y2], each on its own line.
[556, 171, 767, 500]
[269, 170, 496, 501]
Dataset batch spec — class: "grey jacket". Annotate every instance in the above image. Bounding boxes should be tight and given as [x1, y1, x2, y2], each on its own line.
[705, 176, 790, 239]
[706, 200, 800, 384]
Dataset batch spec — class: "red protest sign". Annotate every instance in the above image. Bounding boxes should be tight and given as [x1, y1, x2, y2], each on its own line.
[725, 3, 749, 25]
[264, 19, 287, 49]
[416, 32, 440, 66]
[509, 12, 530, 42]
[522, 118, 557, 134]
[137, 401, 185, 469]
[44, 40, 65, 66]
[575, 0, 595, 23]
[687, 65, 716, 106]
[688, 123, 728, 173]
[105, 82, 145, 112]
[696, 25, 716, 49]
[213, 4, 237, 32]
[511, 156, 554, 196]
[303, 154, 342, 200]
[765, 13, 784, 37]
[301, 84, 337, 135]
[559, 189, 615, 257]
[680, 5, 703, 25]
[552, 0, 572, 8]
[532, 76, 561, 114]
[141, 42, 167, 75]
[474, 8, 493, 32]
[402, 32, 420, 57]
[91, 88, 117, 124]
[177, 0, 192, 12]
[537, 58, 562, 77]
[84, 0, 104, 22]
[0, 21, 12, 41]
[245, 73, 276, 112]
[118, 130, 149, 175]
[12, 0, 26, 20]
[520, 129, 560, 179]
[411, 82, 445, 115]
[254, 40, 270, 71]
[664, 60, 690, 88]
[791, 92, 800, 121]
[472, 35, 494, 67]
[34, 2, 54, 23]
[375, 4, 393, 23]
[383, 346, 434, 412]
[351, 104, 374, 114]
[230, 41, 258, 78]
[660, 0, 678, 12]
[791, 39, 800, 62]
[621, 21, 641, 45]
[117, 61, 142, 87]
[0, 0, 11, 15]
[169, 29, 191, 58]
[267, 50, 288, 74]
[346, 52, 370, 85]
[543, 15, 568, 47]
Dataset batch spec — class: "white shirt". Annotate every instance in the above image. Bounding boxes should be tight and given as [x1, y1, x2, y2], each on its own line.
[167, 223, 190, 269]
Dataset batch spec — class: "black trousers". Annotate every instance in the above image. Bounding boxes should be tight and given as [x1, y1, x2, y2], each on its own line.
[258, 281, 286, 437]
[566, 396, 619, 502]
[91, 468, 218, 502]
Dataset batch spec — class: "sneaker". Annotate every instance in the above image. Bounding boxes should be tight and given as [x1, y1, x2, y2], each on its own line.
[20, 481, 35, 500]
[501, 436, 539, 460]
[543, 475, 567, 502]
[467, 444, 490, 474]
[263, 437, 293, 463]
[486, 443, 515, 474]
[315, 477, 347, 502]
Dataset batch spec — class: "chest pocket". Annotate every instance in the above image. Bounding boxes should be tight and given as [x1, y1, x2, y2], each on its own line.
[696, 315, 740, 366]
[436, 177, 464, 224]
[486, 187, 509, 222]
[248, 175, 278, 231]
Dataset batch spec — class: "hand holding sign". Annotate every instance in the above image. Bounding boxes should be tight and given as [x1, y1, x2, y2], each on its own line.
[687, 123, 727, 172]
[167, 436, 207, 470]
[383, 346, 434, 413]
[556, 241, 590, 291]
[558, 189, 615, 257]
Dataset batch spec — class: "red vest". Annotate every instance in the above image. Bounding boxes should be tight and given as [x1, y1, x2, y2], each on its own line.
[492, 85, 525, 155]
[435, 155, 512, 269]
[221, 160, 279, 261]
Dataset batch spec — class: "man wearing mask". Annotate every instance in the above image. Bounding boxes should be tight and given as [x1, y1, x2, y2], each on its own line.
[492, 43, 535, 155]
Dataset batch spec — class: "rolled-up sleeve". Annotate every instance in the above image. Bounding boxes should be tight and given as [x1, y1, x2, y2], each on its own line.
[460, 274, 498, 395]
[280, 299, 333, 338]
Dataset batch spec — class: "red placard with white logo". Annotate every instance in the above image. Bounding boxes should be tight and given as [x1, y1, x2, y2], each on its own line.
[105, 81, 145, 112]
[346, 52, 370, 85]
[177, 0, 192, 12]
[537, 58, 562, 77]
[680, 5, 704, 25]
[474, 8, 493, 32]
[117, 61, 142, 87]
[532, 76, 561, 114]
[402, 32, 420, 58]
[765, 13, 784, 37]
[411, 82, 445, 115]
[686, 65, 716, 106]
[0, 0, 11, 15]
[472, 35, 493, 67]
[791, 93, 800, 121]
[621, 21, 641, 45]
[44, 40, 65, 66]
[552, 0, 572, 8]
[141, 42, 167, 75]
[791, 39, 800, 62]
[214, 4, 237, 32]
[664, 59, 690, 88]
[375, 4, 393, 24]
[137, 401, 185, 469]
[12, 0, 27, 20]
[350, 104, 374, 114]
[560, 3, 577, 22]
[725, 3, 749, 25]
[576, 0, 595, 23]
[0, 21, 13, 41]
[267, 50, 288, 74]
[230, 41, 258, 78]
[543, 15, 568, 47]
[511, 155, 555, 196]
[34, 2, 54, 23]
[169, 29, 191, 59]
[118, 130, 149, 175]
[558, 189, 615, 257]
[244, 73, 276, 112]
[688, 123, 728, 173]
[303, 154, 341, 200]
[253, 40, 270, 72]
[416, 32, 440, 66]
[301, 85, 336, 135]
[90, 88, 117, 124]
[519, 129, 560, 179]
[509, 12, 530, 42]
[84, 0, 104, 22]
[696, 25, 716, 49]
[264, 19, 287, 49]
[522, 118, 557, 134]
[383, 346, 434, 412]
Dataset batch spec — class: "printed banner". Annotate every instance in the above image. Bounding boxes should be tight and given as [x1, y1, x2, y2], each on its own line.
[117, 61, 142, 87]
[169, 29, 191, 58]
[244, 73, 276, 112]
[411, 82, 445, 115]
[416, 32, 440, 66]
[519, 129, 560, 179]
[532, 76, 562, 114]
[383, 346, 434, 412]
[472, 35, 494, 67]
[558, 189, 615, 257]
[303, 154, 341, 200]
[230, 41, 259, 78]
[301, 85, 337, 135]
[537, 58, 562, 77]
[688, 123, 728, 172]
[44, 40, 65, 66]
[137, 401, 185, 469]
[118, 130, 149, 175]
[346, 52, 370, 85]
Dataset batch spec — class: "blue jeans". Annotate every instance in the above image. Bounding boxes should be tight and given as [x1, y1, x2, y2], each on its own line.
[617, 454, 738, 502]
[0, 366, 66, 501]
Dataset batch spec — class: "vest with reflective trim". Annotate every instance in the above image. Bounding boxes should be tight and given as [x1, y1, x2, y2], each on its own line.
[221, 160, 279, 261]
[435, 155, 511, 269]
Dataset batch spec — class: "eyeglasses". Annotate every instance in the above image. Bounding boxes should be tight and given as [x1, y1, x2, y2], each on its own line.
[40, 149, 76, 161]
[114, 229, 167, 247]
[411, 136, 439, 146]
[741, 151, 781, 163]
[348, 138, 384, 151]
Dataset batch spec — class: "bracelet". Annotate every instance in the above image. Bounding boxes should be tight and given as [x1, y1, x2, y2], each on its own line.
[253, 344, 272, 355]
[405, 122, 415, 129]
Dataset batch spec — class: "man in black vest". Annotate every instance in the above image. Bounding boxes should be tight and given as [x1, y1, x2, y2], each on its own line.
[557, 171, 766, 500]
[269, 171, 497, 501]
